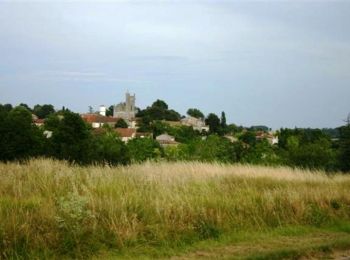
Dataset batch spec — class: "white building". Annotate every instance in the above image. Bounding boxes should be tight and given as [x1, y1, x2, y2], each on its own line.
[181, 116, 209, 132]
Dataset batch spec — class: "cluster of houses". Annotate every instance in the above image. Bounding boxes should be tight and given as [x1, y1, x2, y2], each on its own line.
[32, 92, 278, 147]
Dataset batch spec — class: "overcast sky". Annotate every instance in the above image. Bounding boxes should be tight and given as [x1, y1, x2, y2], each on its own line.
[0, 0, 349, 129]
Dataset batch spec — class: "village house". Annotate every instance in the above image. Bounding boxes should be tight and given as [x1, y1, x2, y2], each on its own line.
[256, 131, 279, 145]
[156, 133, 179, 147]
[115, 128, 136, 143]
[81, 113, 120, 128]
[181, 116, 209, 132]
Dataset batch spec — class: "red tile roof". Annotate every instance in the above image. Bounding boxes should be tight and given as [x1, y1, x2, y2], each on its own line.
[81, 114, 120, 123]
[34, 119, 45, 124]
[115, 128, 136, 138]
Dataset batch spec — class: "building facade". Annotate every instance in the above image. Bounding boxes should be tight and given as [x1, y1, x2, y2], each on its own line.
[113, 92, 136, 120]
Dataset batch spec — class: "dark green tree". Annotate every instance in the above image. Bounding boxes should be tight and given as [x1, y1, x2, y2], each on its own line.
[0, 106, 44, 161]
[92, 130, 130, 165]
[33, 104, 55, 119]
[49, 111, 93, 164]
[106, 105, 114, 116]
[239, 131, 257, 146]
[152, 99, 168, 110]
[187, 108, 204, 119]
[339, 114, 350, 172]
[127, 138, 162, 162]
[220, 111, 227, 134]
[19, 103, 31, 112]
[0, 103, 13, 113]
[205, 113, 221, 134]
[115, 118, 128, 128]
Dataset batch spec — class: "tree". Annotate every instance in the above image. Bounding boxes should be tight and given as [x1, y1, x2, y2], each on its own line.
[49, 111, 93, 164]
[88, 106, 94, 114]
[115, 118, 128, 128]
[19, 103, 31, 112]
[183, 135, 236, 163]
[239, 131, 257, 147]
[0, 103, 13, 113]
[151, 120, 170, 137]
[92, 131, 130, 165]
[127, 138, 162, 162]
[339, 114, 350, 172]
[106, 105, 114, 116]
[33, 104, 55, 119]
[136, 100, 181, 122]
[152, 100, 168, 110]
[0, 106, 44, 161]
[205, 113, 221, 134]
[220, 111, 227, 134]
[187, 108, 204, 119]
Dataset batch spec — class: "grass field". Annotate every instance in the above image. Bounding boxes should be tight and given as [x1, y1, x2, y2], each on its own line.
[1, 159, 350, 259]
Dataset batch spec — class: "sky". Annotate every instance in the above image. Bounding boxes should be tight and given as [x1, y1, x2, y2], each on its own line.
[0, 0, 349, 129]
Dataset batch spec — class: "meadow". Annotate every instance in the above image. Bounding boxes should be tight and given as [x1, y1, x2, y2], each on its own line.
[1, 159, 350, 259]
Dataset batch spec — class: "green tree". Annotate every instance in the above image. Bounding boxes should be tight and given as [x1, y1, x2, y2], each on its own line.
[0, 103, 13, 113]
[194, 135, 236, 162]
[49, 111, 93, 164]
[187, 108, 204, 119]
[0, 106, 44, 161]
[239, 131, 257, 146]
[151, 120, 170, 137]
[339, 115, 350, 172]
[205, 113, 221, 134]
[19, 103, 31, 112]
[152, 99, 168, 110]
[127, 138, 162, 162]
[33, 104, 55, 119]
[92, 130, 130, 165]
[137, 100, 181, 122]
[106, 105, 114, 117]
[115, 118, 128, 128]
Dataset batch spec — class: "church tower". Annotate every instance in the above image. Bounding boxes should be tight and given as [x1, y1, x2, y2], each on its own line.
[113, 91, 136, 120]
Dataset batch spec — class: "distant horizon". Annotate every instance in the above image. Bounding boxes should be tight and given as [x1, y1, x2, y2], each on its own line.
[2, 93, 347, 131]
[1, 1, 349, 129]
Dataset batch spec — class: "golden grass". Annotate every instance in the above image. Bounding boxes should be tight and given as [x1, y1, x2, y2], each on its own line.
[0, 159, 350, 258]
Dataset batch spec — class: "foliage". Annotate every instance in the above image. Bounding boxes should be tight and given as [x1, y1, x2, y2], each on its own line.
[0, 106, 44, 161]
[249, 125, 270, 131]
[338, 117, 350, 172]
[106, 105, 114, 116]
[187, 108, 204, 119]
[33, 104, 55, 119]
[127, 137, 162, 162]
[0, 102, 348, 172]
[48, 111, 93, 164]
[205, 113, 221, 135]
[278, 128, 338, 170]
[137, 100, 181, 121]
[115, 118, 128, 128]
[92, 130, 130, 165]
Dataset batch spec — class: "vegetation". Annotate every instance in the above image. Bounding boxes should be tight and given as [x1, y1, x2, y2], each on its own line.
[136, 99, 181, 122]
[187, 108, 204, 119]
[0, 159, 350, 258]
[115, 118, 128, 128]
[0, 103, 349, 173]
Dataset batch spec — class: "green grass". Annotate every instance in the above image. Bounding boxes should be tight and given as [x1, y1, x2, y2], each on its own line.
[1, 159, 350, 259]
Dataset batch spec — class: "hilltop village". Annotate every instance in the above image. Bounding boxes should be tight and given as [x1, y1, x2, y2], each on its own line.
[36, 91, 276, 147]
[1, 93, 347, 172]
[77, 92, 214, 146]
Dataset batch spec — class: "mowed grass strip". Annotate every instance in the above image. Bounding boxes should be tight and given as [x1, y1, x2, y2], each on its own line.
[0, 159, 350, 259]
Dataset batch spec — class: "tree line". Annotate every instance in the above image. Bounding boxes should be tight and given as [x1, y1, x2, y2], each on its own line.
[0, 102, 349, 172]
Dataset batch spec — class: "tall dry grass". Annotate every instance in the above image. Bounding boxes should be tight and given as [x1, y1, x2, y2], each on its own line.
[0, 159, 350, 258]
